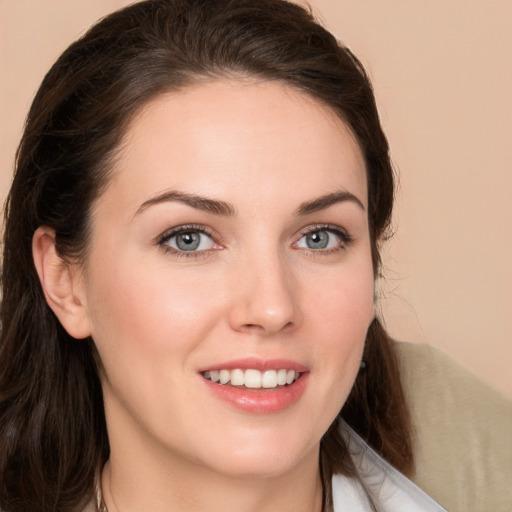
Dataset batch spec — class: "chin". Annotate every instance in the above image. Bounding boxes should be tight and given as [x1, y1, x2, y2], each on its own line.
[191, 427, 321, 480]
[208, 451, 315, 480]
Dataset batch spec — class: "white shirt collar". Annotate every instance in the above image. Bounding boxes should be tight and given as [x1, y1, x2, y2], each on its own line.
[332, 421, 447, 511]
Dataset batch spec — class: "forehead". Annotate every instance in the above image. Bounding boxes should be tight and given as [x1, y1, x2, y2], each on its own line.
[104, 79, 367, 215]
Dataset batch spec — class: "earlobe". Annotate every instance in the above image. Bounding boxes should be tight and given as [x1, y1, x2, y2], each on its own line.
[32, 226, 92, 339]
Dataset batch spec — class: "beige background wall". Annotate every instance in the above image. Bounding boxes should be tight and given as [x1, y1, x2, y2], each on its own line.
[1, 0, 510, 397]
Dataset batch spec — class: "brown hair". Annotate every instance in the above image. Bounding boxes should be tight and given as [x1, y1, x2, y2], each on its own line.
[0, 1, 412, 510]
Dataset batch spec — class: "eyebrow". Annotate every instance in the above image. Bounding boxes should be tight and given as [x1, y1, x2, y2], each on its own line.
[295, 190, 365, 215]
[136, 190, 236, 216]
[135, 188, 365, 217]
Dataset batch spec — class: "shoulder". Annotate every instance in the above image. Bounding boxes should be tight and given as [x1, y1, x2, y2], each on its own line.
[394, 341, 512, 511]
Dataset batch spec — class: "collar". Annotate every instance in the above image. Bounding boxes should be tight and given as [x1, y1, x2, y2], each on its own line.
[333, 421, 447, 512]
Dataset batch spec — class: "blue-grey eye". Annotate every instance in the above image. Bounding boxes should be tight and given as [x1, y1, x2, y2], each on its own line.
[306, 231, 329, 249]
[165, 230, 216, 252]
[296, 229, 343, 250]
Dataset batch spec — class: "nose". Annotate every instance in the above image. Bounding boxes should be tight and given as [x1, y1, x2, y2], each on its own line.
[227, 252, 301, 336]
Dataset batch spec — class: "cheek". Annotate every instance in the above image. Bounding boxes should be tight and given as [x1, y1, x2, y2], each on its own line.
[84, 257, 227, 437]
[85, 256, 223, 372]
[306, 261, 374, 336]
[303, 259, 374, 388]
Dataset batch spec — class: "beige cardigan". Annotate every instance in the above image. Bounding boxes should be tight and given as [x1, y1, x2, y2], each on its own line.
[395, 342, 512, 512]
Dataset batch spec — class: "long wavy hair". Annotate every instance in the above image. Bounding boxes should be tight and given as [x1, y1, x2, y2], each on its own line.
[0, 1, 413, 510]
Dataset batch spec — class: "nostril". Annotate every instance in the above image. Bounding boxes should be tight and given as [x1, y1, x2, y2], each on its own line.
[239, 321, 295, 334]
[240, 323, 265, 333]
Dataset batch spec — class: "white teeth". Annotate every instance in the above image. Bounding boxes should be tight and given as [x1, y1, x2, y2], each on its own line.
[219, 369, 230, 385]
[230, 369, 245, 386]
[277, 369, 287, 386]
[262, 370, 278, 388]
[202, 368, 301, 389]
[244, 369, 262, 388]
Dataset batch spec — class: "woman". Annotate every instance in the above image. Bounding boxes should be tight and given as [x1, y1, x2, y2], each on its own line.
[0, 1, 446, 511]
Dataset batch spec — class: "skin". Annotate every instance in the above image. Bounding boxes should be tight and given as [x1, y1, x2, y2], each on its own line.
[34, 79, 374, 512]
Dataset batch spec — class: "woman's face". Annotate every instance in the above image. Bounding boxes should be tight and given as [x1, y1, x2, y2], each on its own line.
[78, 80, 374, 479]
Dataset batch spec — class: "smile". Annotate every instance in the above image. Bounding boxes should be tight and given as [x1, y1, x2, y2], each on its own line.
[202, 369, 301, 389]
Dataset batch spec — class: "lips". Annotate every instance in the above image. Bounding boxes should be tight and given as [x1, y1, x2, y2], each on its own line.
[199, 358, 309, 414]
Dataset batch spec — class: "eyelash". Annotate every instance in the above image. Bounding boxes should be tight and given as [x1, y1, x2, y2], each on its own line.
[157, 223, 353, 259]
[157, 224, 220, 259]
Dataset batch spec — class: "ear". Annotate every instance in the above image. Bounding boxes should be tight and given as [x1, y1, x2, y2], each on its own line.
[32, 226, 92, 339]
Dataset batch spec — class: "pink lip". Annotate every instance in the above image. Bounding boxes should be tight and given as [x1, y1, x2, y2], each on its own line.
[198, 358, 309, 373]
[198, 358, 310, 414]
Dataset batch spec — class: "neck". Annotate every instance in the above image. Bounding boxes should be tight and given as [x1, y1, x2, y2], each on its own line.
[101, 439, 323, 512]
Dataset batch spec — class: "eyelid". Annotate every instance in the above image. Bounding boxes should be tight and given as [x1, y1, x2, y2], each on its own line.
[157, 224, 214, 243]
[297, 223, 350, 238]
